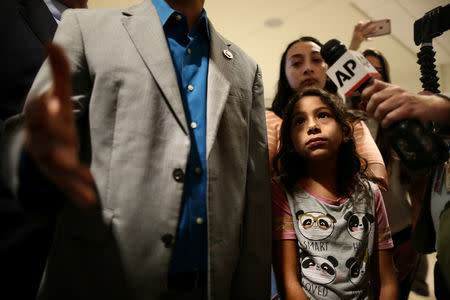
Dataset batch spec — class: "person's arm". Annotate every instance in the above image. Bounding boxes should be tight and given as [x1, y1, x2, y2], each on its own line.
[349, 20, 377, 51]
[361, 79, 450, 128]
[20, 10, 98, 209]
[377, 249, 399, 300]
[273, 240, 309, 300]
[230, 64, 272, 299]
[23, 44, 96, 207]
[372, 186, 399, 299]
[353, 120, 388, 190]
[266, 110, 282, 174]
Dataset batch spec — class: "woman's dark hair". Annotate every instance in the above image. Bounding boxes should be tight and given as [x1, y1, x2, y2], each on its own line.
[270, 37, 338, 118]
[362, 48, 391, 84]
[273, 88, 370, 198]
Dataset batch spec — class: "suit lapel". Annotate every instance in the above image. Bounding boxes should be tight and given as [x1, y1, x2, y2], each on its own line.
[206, 23, 232, 158]
[18, 0, 57, 44]
[121, 1, 188, 134]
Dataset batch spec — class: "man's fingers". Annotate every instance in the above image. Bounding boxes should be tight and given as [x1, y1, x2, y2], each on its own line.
[23, 43, 95, 209]
[56, 165, 97, 208]
[24, 93, 49, 130]
[46, 43, 72, 105]
[375, 99, 403, 128]
[37, 150, 97, 208]
[46, 43, 75, 126]
[49, 168, 97, 208]
[27, 113, 78, 146]
[361, 79, 388, 114]
[26, 43, 76, 151]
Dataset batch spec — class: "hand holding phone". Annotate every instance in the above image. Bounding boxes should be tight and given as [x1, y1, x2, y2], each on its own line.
[349, 19, 391, 50]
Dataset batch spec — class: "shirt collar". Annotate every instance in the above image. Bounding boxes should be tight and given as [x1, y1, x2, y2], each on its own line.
[43, 0, 68, 22]
[152, 0, 210, 39]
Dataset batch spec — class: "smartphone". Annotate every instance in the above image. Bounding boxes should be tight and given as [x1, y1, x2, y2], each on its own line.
[366, 19, 391, 37]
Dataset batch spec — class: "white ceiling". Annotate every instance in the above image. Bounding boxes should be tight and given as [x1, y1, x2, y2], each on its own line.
[90, 0, 450, 106]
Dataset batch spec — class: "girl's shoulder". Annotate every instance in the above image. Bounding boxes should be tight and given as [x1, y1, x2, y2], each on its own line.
[352, 178, 379, 201]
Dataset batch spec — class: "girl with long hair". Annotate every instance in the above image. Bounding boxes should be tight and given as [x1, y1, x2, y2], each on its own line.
[271, 88, 398, 299]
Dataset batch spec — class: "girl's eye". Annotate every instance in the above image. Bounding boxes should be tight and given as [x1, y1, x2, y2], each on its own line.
[294, 118, 305, 125]
[318, 112, 329, 119]
[313, 58, 322, 63]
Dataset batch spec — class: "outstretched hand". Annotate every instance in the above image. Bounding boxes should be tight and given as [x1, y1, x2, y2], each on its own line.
[361, 79, 450, 128]
[349, 20, 377, 51]
[24, 43, 97, 207]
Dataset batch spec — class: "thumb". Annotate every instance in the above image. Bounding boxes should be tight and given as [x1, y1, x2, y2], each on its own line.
[45, 43, 72, 115]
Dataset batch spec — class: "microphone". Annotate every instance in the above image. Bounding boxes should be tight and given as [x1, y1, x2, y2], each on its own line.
[321, 39, 380, 96]
[321, 39, 448, 171]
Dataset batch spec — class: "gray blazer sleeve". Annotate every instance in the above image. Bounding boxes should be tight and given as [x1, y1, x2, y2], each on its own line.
[25, 9, 92, 118]
[230, 64, 271, 299]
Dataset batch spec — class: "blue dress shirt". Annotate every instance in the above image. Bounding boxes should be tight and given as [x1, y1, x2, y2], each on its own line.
[152, 0, 209, 275]
[43, 0, 68, 23]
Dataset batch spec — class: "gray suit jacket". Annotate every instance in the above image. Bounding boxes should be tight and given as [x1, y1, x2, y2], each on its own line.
[21, 1, 271, 299]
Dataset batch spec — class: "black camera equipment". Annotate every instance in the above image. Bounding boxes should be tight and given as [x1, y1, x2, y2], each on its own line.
[385, 4, 450, 170]
[414, 4, 450, 93]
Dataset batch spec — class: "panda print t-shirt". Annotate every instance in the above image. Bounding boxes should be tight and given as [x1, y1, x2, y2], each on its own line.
[271, 178, 393, 300]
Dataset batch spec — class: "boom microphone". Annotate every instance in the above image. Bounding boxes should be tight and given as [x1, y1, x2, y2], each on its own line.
[321, 39, 449, 171]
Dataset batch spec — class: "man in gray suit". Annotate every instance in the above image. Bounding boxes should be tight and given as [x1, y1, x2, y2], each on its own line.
[15, 0, 271, 299]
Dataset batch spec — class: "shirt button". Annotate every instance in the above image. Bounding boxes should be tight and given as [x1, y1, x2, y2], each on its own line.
[187, 84, 194, 91]
[194, 167, 202, 175]
[190, 122, 197, 129]
[173, 168, 184, 182]
[175, 14, 182, 21]
[196, 217, 204, 225]
[187, 48, 192, 55]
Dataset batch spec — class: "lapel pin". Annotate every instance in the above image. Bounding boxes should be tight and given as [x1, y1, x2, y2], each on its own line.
[223, 49, 233, 60]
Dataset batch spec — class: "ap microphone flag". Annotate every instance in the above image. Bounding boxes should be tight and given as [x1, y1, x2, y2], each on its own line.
[321, 39, 380, 96]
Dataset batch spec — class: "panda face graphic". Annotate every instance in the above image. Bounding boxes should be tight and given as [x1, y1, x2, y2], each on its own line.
[344, 211, 375, 240]
[296, 211, 336, 240]
[300, 255, 339, 285]
[346, 252, 369, 285]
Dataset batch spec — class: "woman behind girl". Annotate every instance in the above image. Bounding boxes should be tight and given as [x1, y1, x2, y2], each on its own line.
[266, 37, 388, 190]
[271, 89, 398, 299]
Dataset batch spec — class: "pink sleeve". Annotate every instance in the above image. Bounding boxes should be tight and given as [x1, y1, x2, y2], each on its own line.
[353, 120, 385, 166]
[374, 186, 394, 250]
[266, 111, 282, 173]
[271, 178, 296, 240]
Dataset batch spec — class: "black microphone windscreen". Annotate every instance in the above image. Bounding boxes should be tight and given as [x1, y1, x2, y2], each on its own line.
[321, 39, 347, 66]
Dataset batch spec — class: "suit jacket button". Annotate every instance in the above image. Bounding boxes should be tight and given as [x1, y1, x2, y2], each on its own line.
[161, 234, 174, 248]
[173, 169, 184, 182]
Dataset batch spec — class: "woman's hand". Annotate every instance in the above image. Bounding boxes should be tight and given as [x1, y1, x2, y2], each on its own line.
[349, 20, 378, 50]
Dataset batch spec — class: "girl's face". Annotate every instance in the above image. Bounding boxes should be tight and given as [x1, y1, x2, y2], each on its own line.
[290, 95, 344, 162]
[285, 41, 329, 92]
